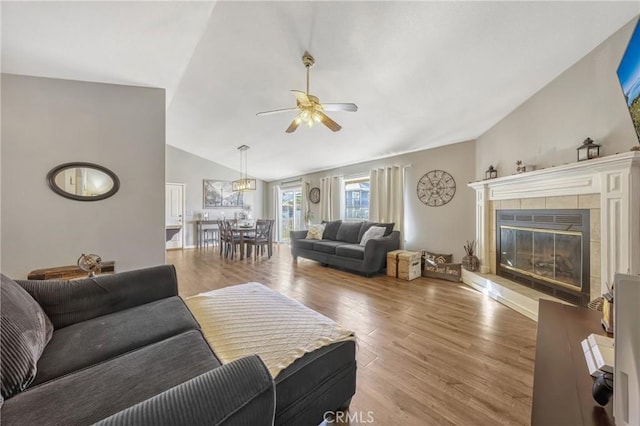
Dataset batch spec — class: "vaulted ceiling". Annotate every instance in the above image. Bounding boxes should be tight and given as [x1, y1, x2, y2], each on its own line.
[2, 2, 638, 181]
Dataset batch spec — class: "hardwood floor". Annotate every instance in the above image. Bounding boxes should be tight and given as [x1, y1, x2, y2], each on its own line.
[168, 245, 537, 425]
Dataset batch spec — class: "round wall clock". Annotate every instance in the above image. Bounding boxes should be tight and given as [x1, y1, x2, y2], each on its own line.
[417, 170, 456, 207]
[309, 187, 321, 204]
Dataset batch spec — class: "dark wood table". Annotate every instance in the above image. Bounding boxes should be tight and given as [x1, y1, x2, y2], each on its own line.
[531, 300, 614, 426]
[27, 261, 115, 280]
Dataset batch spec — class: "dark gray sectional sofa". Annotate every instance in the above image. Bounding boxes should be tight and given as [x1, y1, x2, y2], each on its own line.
[291, 220, 401, 276]
[0, 265, 356, 425]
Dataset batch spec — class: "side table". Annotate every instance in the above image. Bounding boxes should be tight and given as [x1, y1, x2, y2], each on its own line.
[27, 261, 116, 280]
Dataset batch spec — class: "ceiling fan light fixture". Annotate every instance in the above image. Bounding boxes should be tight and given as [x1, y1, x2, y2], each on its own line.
[256, 51, 357, 133]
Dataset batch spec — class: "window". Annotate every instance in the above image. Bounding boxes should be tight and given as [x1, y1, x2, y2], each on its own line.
[344, 177, 369, 220]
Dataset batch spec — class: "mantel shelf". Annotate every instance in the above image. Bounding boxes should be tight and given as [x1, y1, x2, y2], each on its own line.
[468, 151, 640, 190]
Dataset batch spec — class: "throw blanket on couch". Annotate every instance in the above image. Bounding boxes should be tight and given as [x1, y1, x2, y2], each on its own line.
[185, 283, 355, 378]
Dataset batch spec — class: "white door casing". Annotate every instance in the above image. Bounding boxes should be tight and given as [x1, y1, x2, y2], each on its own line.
[166, 183, 184, 249]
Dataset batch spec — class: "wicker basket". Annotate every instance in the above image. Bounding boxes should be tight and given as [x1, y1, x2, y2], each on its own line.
[462, 255, 480, 272]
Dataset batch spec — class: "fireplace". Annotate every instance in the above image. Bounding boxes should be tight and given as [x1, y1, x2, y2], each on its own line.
[496, 210, 590, 306]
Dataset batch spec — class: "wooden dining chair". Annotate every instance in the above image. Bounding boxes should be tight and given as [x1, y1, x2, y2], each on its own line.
[245, 219, 273, 259]
[216, 220, 226, 255]
[219, 220, 242, 259]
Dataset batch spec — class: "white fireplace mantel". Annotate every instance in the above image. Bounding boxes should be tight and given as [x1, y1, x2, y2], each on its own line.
[468, 151, 640, 295]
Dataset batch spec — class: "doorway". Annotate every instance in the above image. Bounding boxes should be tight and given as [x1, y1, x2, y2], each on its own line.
[166, 183, 185, 249]
[278, 186, 302, 242]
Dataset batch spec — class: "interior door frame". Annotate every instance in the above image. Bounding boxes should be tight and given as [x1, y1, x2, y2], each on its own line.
[166, 182, 186, 250]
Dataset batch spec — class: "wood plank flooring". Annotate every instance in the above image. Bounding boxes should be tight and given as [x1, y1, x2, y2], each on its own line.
[167, 245, 537, 425]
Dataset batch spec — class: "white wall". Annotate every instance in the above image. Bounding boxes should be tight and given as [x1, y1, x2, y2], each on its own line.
[268, 140, 476, 261]
[1, 74, 166, 278]
[165, 145, 266, 247]
[475, 17, 639, 179]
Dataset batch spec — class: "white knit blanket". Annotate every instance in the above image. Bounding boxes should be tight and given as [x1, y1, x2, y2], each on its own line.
[185, 283, 356, 378]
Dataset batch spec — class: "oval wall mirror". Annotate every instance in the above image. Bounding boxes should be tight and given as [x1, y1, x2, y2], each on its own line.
[47, 162, 120, 201]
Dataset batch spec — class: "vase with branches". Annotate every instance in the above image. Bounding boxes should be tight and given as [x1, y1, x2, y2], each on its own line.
[462, 240, 480, 271]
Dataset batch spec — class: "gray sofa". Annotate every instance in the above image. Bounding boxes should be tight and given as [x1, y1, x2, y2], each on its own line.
[0, 265, 356, 425]
[291, 220, 401, 276]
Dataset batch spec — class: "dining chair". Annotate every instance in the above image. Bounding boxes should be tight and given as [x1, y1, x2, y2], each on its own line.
[216, 220, 226, 255]
[220, 220, 242, 259]
[245, 219, 273, 259]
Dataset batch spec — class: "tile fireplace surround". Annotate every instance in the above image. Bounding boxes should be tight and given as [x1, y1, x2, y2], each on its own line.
[467, 151, 639, 319]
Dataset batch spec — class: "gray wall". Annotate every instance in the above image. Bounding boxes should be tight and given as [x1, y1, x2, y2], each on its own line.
[475, 17, 639, 179]
[166, 145, 266, 247]
[1, 74, 166, 278]
[268, 140, 476, 261]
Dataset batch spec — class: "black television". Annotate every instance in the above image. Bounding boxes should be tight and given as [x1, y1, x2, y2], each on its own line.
[617, 17, 640, 146]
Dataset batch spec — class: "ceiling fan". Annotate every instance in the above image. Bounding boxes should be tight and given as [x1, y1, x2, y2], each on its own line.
[256, 51, 358, 133]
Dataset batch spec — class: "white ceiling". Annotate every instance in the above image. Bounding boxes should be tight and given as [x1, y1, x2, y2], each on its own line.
[2, 1, 638, 181]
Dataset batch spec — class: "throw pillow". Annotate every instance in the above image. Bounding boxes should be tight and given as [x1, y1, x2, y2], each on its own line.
[305, 224, 326, 240]
[358, 222, 395, 242]
[425, 252, 453, 266]
[1, 274, 53, 399]
[321, 220, 342, 241]
[360, 226, 386, 246]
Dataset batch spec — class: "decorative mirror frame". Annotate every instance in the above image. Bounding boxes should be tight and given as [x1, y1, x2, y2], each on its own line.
[46, 162, 120, 201]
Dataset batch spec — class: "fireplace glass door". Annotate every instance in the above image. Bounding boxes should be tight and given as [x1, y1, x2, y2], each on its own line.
[500, 226, 582, 289]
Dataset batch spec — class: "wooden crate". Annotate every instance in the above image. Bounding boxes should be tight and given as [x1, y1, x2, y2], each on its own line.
[387, 250, 421, 280]
[397, 251, 421, 281]
[386, 250, 404, 277]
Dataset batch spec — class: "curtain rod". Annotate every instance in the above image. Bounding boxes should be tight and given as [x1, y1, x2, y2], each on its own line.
[280, 177, 302, 185]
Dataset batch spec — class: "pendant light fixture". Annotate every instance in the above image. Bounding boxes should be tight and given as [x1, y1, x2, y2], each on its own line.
[232, 145, 256, 192]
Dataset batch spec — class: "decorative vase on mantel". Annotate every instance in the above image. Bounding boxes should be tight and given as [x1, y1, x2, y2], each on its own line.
[462, 240, 480, 272]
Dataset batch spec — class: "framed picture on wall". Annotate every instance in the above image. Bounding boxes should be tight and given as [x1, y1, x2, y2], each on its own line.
[203, 180, 243, 208]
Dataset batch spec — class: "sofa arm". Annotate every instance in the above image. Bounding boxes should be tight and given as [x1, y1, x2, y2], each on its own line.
[17, 265, 179, 329]
[362, 231, 401, 273]
[93, 355, 275, 426]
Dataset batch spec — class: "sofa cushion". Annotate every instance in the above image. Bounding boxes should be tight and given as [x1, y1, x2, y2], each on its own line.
[294, 239, 316, 251]
[17, 265, 179, 329]
[1, 274, 53, 399]
[321, 220, 342, 241]
[335, 244, 366, 260]
[312, 241, 347, 255]
[335, 222, 363, 244]
[359, 226, 386, 246]
[33, 296, 200, 386]
[305, 224, 325, 240]
[1, 330, 220, 426]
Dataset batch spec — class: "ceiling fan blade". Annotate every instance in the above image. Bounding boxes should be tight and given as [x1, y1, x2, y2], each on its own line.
[318, 112, 342, 132]
[285, 116, 300, 133]
[291, 90, 310, 104]
[321, 103, 358, 112]
[256, 107, 298, 117]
